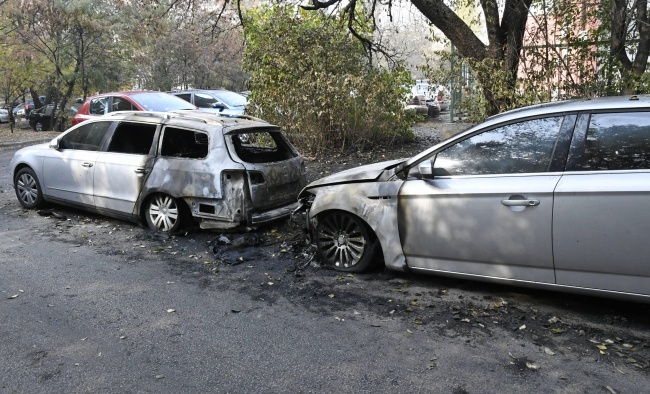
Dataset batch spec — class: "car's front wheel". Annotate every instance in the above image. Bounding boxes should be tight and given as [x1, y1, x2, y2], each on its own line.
[145, 194, 186, 232]
[316, 211, 380, 272]
[15, 167, 44, 209]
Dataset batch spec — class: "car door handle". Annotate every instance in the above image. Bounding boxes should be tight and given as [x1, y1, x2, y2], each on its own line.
[134, 168, 149, 174]
[501, 199, 540, 207]
[82, 162, 93, 168]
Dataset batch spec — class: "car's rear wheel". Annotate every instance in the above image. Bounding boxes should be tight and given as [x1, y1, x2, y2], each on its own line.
[145, 194, 186, 232]
[15, 167, 44, 209]
[316, 211, 379, 272]
[34, 121, 44, 132]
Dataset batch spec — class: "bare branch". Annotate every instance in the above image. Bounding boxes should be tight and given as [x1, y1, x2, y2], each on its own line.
[301, 0, 342, 11]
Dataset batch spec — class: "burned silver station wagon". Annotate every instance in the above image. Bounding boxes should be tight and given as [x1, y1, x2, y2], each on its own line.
[298, 95, 650, 302]
[11, 111, 306, 232]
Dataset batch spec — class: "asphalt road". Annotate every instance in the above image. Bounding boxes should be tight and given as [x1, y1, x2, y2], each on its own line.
[1, 147, 649, 393]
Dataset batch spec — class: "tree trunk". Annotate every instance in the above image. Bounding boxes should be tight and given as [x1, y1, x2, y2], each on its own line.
[410, 0, 532, 115]
[611, 0, 650, 94]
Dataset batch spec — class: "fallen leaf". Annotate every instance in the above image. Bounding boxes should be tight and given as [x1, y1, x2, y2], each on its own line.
[605, 386, 617, 394]
[7, 294, 18, 299]
[548, 316, 560, 324]
[544, 347, 555, 356]
[526, 362, 540, 370]
[328, 294, 335, 298]
[414, 318, 423, 325]
[519, 324, 526, 330]
[597, 344, 608, 351]
[155, 375, 165, 379]
[166, 309, 176, 313]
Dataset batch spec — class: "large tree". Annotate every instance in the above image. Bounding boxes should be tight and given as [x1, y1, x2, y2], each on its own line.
[609, 0, 650, 94]
[302, 0, 533, 115]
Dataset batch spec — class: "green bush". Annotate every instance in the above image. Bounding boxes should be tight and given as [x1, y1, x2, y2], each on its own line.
[243, 5, 414, 153]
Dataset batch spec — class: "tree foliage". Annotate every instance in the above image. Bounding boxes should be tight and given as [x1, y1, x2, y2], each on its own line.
[243, 5, 414, 153]
[302, 0, 650, 119]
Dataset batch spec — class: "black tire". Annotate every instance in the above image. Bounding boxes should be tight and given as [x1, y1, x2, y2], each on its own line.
[14, 167, 44, 209]
[316, 211, 380, 272]
[34, 121, 43, 132]
[144, 194, 186, 232]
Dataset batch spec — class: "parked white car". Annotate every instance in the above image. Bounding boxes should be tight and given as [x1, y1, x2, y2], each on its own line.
[0, 108, 9, 123]
[11, 110, 306, 232]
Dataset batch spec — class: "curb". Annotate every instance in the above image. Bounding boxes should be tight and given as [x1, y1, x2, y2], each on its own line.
[0, 139, 52, 150]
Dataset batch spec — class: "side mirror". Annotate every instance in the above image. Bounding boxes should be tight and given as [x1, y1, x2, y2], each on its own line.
[76, 98, 83, 104]
[417, 159, 434, 178]
[212, 103, 225, 110]
[49, 137, 60, 150]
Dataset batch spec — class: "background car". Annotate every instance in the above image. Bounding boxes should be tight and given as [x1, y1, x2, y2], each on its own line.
[12, 103, 25, 117]
[298, 95, 650, 302]
[11, 110, 306, 233]
[171, 89, 248, 116]
[28, 104, 55, 131]
[24, 96, 47, 116]
[0, 108, 9, 123]
[406, 95, 430, 117]
[71, 91, 196, 125]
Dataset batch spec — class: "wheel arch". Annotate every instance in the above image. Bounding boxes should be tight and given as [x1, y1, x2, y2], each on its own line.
[308, 183, 408, 272]
[138, 191, 193, 227]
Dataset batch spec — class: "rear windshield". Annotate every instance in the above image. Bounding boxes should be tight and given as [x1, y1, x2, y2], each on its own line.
[230, 131, 297, 163]
[130, 92, 196, 112]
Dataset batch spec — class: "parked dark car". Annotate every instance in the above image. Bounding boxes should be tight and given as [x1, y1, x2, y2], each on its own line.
[28, 104, 54, 131]
[298, 95, 650, 302]
[71, 91, 196, 126]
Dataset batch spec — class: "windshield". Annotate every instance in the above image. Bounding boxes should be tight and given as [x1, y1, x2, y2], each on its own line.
[130, 92, 196, 111]
[208, 91, 248, 107]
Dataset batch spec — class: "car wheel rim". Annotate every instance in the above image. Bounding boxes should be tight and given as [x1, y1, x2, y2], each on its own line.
[317, 213, 366, 268]
[36, 123, 42, 132]
[17, 173, 38, 205]
[148, 195, 178, 231]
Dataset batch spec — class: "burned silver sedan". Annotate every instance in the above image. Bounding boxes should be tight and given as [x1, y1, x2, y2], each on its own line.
[298, 95, 650, 302]
[11, 111, 306, 232]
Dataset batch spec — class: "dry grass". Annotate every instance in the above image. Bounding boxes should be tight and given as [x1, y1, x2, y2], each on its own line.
[0, 120, 59, 147]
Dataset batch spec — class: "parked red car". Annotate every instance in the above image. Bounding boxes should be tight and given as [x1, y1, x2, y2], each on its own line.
[71, 91, 196, 125]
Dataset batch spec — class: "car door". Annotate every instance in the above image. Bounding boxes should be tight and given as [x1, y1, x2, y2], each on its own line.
[398, 115, 575, 283]
[554, 111, 650, 296]
[93, 121, 158, 216]
[42, 121, 112, 206]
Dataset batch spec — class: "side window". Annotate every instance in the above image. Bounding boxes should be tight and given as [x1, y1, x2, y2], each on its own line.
[194, 93, 219, 109]
[89, 97, 108, 115]
[59, 121, 111, 151]
[578, 112, 650, 171]
[111, 97, 135, 112]
[434, 117, 564, 176]
[107, 122, 157, 155]
[160, 127, 209, 159]
[176, 94, 192, 103]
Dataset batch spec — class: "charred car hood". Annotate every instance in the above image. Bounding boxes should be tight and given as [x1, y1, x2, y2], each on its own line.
[304, 159, 403, 191]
